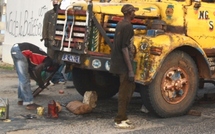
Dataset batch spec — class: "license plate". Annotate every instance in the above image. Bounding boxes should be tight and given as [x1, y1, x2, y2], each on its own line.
[62, 54, 80, 64]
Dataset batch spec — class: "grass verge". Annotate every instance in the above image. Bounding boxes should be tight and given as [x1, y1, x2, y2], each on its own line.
[0, 61, 14, 70]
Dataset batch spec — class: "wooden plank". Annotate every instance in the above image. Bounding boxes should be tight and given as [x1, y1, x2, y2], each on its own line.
[60, 15, 86, 21]
[105, 27, 115, 32]
[63, 42, 75, 47]
[56, 25, 86, 32]
[58, 9, 86, 16]
[57, 20, 86, 26]
[109, 16, 147, 24]
[67, 10, 86, 16]
[55, 35, 84, 43]
[73, 27, 86, 32]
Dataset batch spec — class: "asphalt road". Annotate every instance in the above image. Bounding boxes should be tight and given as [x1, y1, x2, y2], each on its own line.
[0, 68, 215, 134]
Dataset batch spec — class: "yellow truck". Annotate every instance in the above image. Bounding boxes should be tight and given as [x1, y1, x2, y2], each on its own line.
[53, 0, 215, 117]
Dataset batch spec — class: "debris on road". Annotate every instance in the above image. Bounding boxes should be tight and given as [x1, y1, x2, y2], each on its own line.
[56, 101, 62, 112]
[83, 91, 97, 109]
[187, 110, 201, 116]
[66, 101, 92, 115]
[37, 107, 44, 116]
[3, 119, 11, 122]
[59, 89, 64, 94]
[20, 114, 37, 119]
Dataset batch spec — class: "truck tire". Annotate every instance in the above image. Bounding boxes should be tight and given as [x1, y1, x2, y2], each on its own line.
[140, 50, 198, 117]
[72, 67, 119, 99]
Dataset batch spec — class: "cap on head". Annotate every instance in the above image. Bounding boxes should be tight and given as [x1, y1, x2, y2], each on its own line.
[52, 0, 62, 5]
[121, 4, 138, 14]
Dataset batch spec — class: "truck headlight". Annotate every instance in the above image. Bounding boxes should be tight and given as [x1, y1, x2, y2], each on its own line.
[105, 61, 110, 71]
[140, 42, 149, 51]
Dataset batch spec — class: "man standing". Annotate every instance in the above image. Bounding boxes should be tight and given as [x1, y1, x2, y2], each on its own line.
[42, 0, 65, 85]
[109, 4, 137, 129]
[42, 0, 61, 58]
[11, 42, 58, 110]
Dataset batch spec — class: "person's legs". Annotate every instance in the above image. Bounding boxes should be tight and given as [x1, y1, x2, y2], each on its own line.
[11, 45, 22, 101]
[50, 72, 61, 83]
[47, 44, 55, 60]
[47, 47, 66, 84]
[50, 64, 66, 84]
[11, 44, 33, 105]
[114, 73, 135, 124]
[61, 64, 68, 81]
[16, 58, 33, 105]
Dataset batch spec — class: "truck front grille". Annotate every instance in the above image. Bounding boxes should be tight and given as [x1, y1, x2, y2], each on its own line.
[55, 9, 148, 54]
[55, 9, 87, 51]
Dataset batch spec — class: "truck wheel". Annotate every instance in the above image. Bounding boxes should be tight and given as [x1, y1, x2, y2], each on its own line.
[72, 67, 119, 99]
[140, 50, 198, 117]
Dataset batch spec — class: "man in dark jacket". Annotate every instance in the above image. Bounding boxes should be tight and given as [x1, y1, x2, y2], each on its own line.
[11, 42, 58, 110]
[42, 0, 66, 85]
[42, 0, 62, 58]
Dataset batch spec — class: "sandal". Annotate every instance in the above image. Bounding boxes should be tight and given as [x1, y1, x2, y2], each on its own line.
[114, 120, 135, 129]
[17, 101, 23, 105]
[26, 103, 41, 110]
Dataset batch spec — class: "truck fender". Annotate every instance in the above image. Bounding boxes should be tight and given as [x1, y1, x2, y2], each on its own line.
[136, 34, 211, 85]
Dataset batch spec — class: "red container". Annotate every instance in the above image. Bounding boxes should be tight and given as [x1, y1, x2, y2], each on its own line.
[48, 100, 58, 118]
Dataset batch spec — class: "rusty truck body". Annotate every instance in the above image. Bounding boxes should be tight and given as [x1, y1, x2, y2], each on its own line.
[52, 0, 215, 117]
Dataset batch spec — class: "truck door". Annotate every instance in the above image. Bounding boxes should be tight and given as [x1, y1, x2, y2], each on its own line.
[185, 0, 215, 49]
